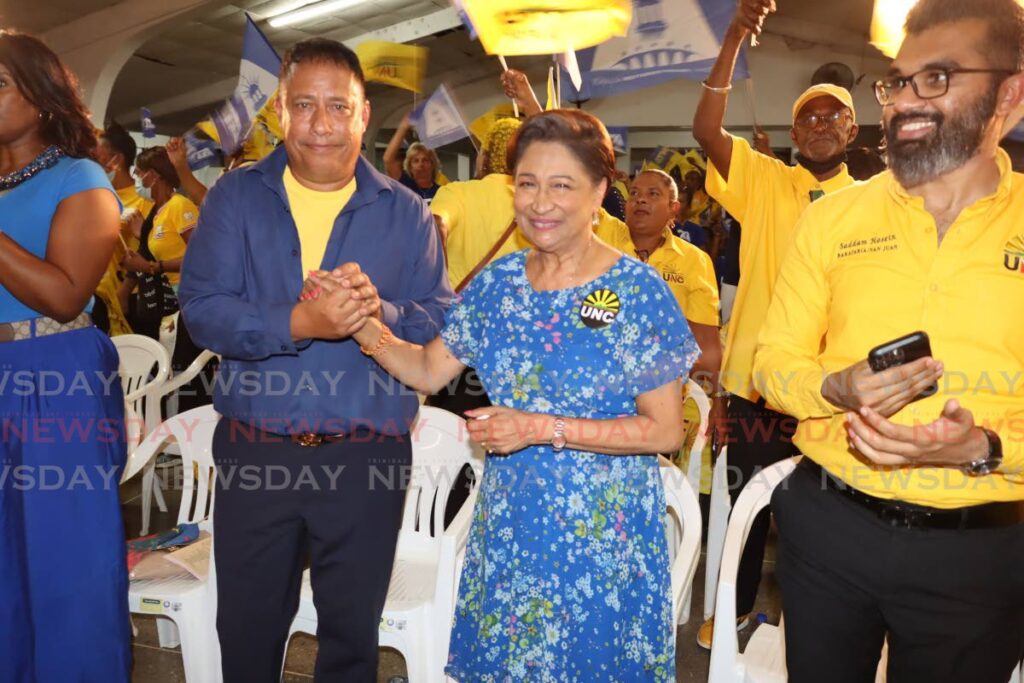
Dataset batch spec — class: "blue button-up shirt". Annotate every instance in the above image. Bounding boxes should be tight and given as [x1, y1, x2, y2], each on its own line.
[179, 147, 452, 435]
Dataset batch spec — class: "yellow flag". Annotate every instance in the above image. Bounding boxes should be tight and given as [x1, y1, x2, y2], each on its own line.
[238, 89, 283, 162]
[463, 0, 632, 56]
[869, 0, 916, 58]
[355, 41, 428, 93]
[469, 104, 516, 143]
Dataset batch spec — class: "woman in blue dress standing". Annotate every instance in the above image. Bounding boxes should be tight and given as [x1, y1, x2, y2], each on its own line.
[0, 31, 131, 682]
[344, 109, 699, 681]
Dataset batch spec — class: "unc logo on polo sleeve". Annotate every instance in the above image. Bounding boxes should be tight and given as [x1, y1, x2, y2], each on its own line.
[579, 289, 621, 328]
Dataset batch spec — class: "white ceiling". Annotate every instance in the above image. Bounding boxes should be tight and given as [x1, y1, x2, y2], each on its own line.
[2, 0, 881, 135]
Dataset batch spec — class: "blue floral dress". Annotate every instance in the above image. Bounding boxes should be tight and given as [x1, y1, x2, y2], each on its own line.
[442, 250, 699, 682]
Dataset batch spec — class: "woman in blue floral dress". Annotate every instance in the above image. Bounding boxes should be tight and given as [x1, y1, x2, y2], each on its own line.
[350, 110, 699, 681]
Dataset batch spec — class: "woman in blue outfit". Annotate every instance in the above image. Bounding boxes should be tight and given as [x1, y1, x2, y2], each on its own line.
[0, 31, 131, 682]
[346, 110, 699, 681]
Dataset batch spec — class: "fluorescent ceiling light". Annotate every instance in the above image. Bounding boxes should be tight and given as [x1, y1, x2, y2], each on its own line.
[267, 0, 365, 27]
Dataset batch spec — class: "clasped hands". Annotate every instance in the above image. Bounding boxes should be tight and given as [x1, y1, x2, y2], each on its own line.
[822, 357, 987, 469]
[296, 262, 381, 340]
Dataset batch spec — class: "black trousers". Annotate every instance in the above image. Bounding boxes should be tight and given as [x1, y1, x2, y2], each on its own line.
[212, 420, 410, 683]
[724, 394, 800, 616]
[773, 460, 1024, 683]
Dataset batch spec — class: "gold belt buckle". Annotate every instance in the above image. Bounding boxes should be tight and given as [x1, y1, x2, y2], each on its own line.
[295, 432, 324, 448]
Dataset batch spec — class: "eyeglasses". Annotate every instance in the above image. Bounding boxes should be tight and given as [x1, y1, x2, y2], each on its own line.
[794, 110, 851, 130]
[873, 67, 1017, 106]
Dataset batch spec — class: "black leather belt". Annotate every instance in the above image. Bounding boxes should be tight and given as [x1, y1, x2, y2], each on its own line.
[800, 459, 1024, 530]
[290, 432, 347, 447]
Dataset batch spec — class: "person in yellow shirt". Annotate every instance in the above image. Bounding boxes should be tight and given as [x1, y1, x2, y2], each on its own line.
[754, 1, 1024, 679]
[690, 0, 861, 648]
[93, 123, 154, 335]
[120, 146, 207, 410]
[601, 168, 723, 491]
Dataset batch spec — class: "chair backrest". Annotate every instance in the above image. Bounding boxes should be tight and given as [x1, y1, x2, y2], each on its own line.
[660, 456, 703, 625]
[112, 334, 170, 434]
[120, 403, 145, 484]
[709, 456, 800, 683]
[400, 406, 486, 549]
[126, 405, 220, 527]
[683, 380, 711, 492]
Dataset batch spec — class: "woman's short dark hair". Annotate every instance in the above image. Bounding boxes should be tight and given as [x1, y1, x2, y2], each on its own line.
[280, 38, 365, 92]
[136, 147, 181, 189]
[509, 110, 616, 188]
[0, 30, 98, 159]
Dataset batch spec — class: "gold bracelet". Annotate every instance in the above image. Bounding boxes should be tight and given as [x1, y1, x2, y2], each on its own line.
[700, 79, 733, 94]
[360, 324, 395, 357]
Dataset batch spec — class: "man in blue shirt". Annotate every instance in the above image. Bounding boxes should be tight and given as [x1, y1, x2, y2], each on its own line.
[179, 39, 451, 683]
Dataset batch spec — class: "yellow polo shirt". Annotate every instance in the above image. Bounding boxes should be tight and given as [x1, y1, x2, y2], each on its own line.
[117, 185, 154, 254]
[596, 221, 719, 326]
[753, 150, 1024, 507]
[283, 168, 356, 275]
[433, 173, 624, 290]
[707, 135, 854, 401]
[148, 194, 199, 285]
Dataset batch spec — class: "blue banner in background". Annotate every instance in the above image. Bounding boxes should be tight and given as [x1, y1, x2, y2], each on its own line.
[409, 84, 471, 149]
[565, 0, 748, 102]
[606, 126, 628, 153]
[140, 107, 156, 139]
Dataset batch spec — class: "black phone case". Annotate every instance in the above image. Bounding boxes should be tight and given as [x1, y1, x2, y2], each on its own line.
[867, 331, 938, 400]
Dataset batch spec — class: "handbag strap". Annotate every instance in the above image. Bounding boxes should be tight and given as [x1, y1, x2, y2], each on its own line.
[135, 206, 158, 261]
[454, 217, 517, 294]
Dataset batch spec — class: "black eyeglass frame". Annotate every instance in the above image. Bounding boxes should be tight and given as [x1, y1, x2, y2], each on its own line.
[873, 67, 1018, 106]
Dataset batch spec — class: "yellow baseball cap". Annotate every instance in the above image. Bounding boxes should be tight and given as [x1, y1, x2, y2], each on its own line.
[792, 84, 856, 124]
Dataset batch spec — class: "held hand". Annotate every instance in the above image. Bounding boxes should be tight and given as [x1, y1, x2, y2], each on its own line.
[327, 262, 381, 320]
[708, 397, 728, 457]
[846, 400, 985, 467]
[122, 209, 144, 240]
[121, 250, 151, 273]
[501, 69, 533, 106]
[166, 137, 189, 171]
[752, 126, 772, 154]
[298, 284, 368, 340]
[735, 0, 776, 34]
[464, 407, 551, 455]
[822, 357, 943, 417]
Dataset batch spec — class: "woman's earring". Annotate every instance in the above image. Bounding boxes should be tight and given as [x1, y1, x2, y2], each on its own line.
[592, 212, 599, 227]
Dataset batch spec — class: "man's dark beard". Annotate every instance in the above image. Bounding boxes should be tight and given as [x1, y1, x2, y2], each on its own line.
[795, 150, 849, 175]
[885, 85, 998, 188]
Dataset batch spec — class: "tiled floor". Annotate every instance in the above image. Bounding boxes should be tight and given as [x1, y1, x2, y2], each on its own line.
[122, 475, 781, 682]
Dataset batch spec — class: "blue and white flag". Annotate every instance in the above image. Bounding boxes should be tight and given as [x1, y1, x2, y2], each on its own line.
[565, 0, 748, 101]
[409, 84, 470, 149]
[183, 131, 221, 171]
[606, 126, 628, 153]
[212, 14, 280, 155]
[140, 107, 156, 139]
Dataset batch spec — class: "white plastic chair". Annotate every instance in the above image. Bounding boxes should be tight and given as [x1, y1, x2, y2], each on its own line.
[704, 446, 732, 620]
[140, 349, 220, 534]
[112, 334, 171, 534]
[659, 456, 703, 629]
[286, 406, 486, 682]
[708, 457, 798, 683]
[682, 379, 711, 494]
[120, 403, 145, 484]
[125, 405, 222, 683]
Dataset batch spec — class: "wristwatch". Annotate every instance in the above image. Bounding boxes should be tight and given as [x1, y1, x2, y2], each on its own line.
[551, 417, 567, 452]
[961, 427, 1003, 476]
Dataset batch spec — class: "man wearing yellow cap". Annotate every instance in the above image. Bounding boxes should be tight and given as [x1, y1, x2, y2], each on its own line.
[691, 0, 860, 648]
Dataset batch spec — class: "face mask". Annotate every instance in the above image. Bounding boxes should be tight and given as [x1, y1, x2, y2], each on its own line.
[137, 181, 152, 201]
[106, 169, 117, 183]
[795, 150, 848, 176]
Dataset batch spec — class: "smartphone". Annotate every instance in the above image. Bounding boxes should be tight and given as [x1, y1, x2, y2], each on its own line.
[867, 331, 938, 400]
